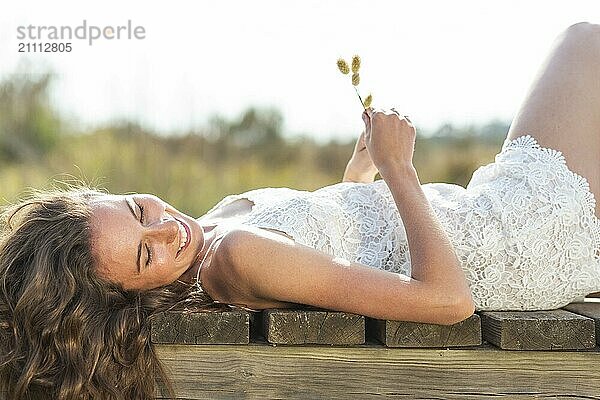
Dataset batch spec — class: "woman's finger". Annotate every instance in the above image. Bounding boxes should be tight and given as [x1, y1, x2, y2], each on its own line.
[362, 111, 371, 136]
[354, 130, 366, 150]
[390, 107, 412, 124]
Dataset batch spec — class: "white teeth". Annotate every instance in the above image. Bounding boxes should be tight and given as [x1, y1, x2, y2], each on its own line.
[176, 220, 188, 252]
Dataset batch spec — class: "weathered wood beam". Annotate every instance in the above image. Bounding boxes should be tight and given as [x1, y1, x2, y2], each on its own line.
[262, 309, 365, 345]
[366, 314, 481, 347]
[479, 309, 596, 350]
[151, 310, 250, 344]
[563, 301, 600, 345]
[153, 343, 600, 399]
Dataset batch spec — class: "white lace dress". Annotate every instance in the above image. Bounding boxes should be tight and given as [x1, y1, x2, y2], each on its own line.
[203, 135, 600, 311]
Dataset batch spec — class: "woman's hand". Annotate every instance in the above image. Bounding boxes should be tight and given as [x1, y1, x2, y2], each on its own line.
[343, 129, 379, 183]
[362, 107, 416, 179]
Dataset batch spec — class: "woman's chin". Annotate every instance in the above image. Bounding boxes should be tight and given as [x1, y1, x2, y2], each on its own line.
[188, 217, 205, 252]
[179, 241, 204, 283]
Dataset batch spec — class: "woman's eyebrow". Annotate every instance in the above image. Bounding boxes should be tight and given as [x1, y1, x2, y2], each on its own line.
[124, 197, 142, 274]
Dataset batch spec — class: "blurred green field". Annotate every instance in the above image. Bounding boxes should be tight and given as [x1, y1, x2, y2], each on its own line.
[0, 73, 509, 218]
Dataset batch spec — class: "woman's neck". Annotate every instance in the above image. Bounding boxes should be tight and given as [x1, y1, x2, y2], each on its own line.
[177, 220, 221, 284]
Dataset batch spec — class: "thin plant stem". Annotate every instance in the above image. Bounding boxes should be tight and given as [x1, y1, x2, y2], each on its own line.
[354, 86, 366, 110]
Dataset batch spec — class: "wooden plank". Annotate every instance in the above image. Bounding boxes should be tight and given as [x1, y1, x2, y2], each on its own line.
[153, 342, 600, 399]
[563, 300, 600, 346]
[480, 309, 595, 350]
[151, 310, 249, 344]
[366, 314, 481, 347]
[263, 309, 365, 345]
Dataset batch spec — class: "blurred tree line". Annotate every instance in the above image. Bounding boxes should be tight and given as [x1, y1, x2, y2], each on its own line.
[0, 73, 509, 217]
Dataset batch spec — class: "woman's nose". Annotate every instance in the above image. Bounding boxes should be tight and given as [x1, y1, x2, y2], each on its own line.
[146, 218, 179, 243]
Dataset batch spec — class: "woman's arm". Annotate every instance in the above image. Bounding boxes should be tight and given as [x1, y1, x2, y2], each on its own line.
[342, 164, 376, 183]
[218, 227, 475, 325]
[364, 108, 475, 308]
[382, 164, 474, 304]
[342, 129, 378, 183]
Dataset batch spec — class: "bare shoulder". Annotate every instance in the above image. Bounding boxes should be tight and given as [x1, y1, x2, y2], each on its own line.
[219, 226, 474, 325]
[212, 225, 300, 310]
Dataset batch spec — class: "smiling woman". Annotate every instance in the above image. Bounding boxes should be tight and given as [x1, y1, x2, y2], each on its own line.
[2, 21, 600, 400]
[0, 184, 234, 400]
[88, 193, 207, 290]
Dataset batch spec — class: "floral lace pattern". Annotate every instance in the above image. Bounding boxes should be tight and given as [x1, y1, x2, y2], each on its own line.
[206, 135, 600, 311]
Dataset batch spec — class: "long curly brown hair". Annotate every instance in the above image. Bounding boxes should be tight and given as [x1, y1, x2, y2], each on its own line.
[0, 183, 233, 399]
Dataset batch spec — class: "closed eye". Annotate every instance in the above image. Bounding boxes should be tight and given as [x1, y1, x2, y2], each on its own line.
[135, 201, 144, 223]
[145, 243, 152, 266]
[134, 200, 152, 267]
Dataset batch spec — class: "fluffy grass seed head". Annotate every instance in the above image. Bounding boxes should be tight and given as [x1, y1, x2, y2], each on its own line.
[364, 93, 372, 108]
[337, 58, 350, 75]
[352, 73, 360, 86]
[351, 55, 361, 73]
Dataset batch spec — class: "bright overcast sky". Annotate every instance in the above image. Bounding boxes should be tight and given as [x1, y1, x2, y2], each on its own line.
[0, 0, 597, 142]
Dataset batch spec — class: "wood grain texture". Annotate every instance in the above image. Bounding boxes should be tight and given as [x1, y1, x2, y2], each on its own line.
[151, 310, 250, 344]
[263, 309, 365, 345]
[480, 309, 595, 350]
[366, 314, 481, 347]
[563, 301, 600, 345]
[153, 342, 600, 399]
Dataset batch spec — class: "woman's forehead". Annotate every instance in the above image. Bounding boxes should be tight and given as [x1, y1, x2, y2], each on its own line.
[87, 195, 138, 282]
[89, 193, 123, 207]
[90, 193, 161, 204]
[89, 198, 132, 235]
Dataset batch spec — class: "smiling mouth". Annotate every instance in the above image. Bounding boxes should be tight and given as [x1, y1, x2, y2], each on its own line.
[175, 217, 191, 259]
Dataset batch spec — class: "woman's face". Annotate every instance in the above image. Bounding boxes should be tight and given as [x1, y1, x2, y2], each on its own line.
[89, 193, 205, 290]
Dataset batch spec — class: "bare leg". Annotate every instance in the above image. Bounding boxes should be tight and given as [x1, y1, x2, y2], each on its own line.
[507, 22, 600, 218]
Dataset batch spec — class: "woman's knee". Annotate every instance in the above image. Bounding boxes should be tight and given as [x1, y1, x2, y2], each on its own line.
[565, 21, 600, 35]
[560, 21, 600, 54]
